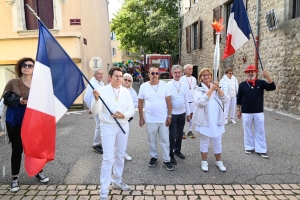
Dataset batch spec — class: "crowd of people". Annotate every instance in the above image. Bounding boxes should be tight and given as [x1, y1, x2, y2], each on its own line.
[0, 58, 276, 199]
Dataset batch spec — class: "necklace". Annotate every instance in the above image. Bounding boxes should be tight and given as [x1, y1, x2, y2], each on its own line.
[246, 81, 253, 89]
[173, 80, 181, 93]
[186, 76, 192, 90]
[113, 87, 120, 101]
[150, 82, 159, 94]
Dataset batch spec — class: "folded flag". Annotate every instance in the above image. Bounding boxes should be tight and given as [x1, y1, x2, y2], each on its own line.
[21, 21, 85, 176]
[222, 0, 252, 59]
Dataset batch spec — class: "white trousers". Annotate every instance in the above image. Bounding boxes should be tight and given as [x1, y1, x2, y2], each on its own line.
[200, 134, 222, 154]
[224, 97, 236, 119]
[99, 123, 129, 197]
[146, 123, 170, 162]
[242, 113, 267, 153]
[93, 114, 101, 146]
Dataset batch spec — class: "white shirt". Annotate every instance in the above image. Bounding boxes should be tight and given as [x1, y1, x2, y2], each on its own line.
[138, 80, 170, 123]
[167, 80, 190, 115]
[128, 87, 138, 109]
[180, 75, 197, 102]
[84, 77, 104, 108]
[91, 85, 135, 124]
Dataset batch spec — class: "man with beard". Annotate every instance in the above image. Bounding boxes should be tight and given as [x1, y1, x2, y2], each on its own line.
[236, 65, 276, 159]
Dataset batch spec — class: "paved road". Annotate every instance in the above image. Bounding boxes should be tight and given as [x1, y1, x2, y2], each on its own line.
[1, 82, 300, 186]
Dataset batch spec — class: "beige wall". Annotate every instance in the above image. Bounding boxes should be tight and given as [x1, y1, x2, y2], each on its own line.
[111, 39, 122, 63]
[0, 0, 111, 105]
[181, 0, 300, 116]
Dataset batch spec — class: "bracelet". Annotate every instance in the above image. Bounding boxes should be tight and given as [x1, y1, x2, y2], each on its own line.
[167, 115, 172, 118]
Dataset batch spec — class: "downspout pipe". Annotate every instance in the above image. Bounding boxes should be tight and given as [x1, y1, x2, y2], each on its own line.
[255, 0, 260, 70]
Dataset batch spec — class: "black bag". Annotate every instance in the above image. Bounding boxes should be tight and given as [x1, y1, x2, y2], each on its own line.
[3, 91, 20, 108]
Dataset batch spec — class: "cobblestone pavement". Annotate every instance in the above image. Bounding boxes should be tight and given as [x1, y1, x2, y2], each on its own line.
[1, 184, 300, 200]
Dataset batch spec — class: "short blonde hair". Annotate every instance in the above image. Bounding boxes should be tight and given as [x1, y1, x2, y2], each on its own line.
[123, 73, 133, 88]
[198, 68, 212, 82]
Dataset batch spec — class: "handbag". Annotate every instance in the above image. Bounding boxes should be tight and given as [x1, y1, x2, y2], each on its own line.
[3, 79, 24, 108]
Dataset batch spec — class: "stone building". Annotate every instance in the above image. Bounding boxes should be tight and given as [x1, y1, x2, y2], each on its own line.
[180, 0, 300, 116]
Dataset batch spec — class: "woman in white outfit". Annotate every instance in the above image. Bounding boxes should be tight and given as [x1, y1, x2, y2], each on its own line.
[220, 68, 239, 124]
[192, 68, 229, 172]
[91, 67, 135, 200]
[122, 73, 138, 161]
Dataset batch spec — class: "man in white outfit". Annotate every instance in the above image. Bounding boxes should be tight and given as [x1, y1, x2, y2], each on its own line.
[180, 64, 197, 139]
[91, 67, 135, 200]
[84, 68, 104, 154]
[138, 66, 174, 171]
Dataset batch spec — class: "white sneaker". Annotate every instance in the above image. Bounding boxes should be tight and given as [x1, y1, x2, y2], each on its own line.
[201, 161, 208, 172]
[215, 161, 226, 172]
[112, 182, 130, 190]
[231, 119, 237, 124]
[125, 154, 132, 161]
[100, 197, 107, 200]
[225, 119, 228, 125]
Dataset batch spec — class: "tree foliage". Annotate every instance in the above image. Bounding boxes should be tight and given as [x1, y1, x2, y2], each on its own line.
[110, 0, 180, 61]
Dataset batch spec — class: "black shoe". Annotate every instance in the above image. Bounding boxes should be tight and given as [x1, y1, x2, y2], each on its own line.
[163, 162, 174, 171]
[170, 157, 177, 165]
[35, 171, 50, 183]
[148, 158, 158, 167]
[92, 145, 103, 154]
[257, 153, 269, 158]
[175, 152, 185, 159]
[245, 150, 254, 154]
[10, 177, 19, 192]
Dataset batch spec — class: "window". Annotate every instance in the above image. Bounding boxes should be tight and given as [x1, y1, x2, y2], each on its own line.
[112, 48, 116, 56]
[194, 0, 198, 4]
[192, 23, 198, 50]
[111, 32, 116, 40]
[213, 5, 222, 44]
[126, 50, 131, 55]
[225, 0, 247, 32]
[293, 0, 300, 18]
[24, 0, 54, 30]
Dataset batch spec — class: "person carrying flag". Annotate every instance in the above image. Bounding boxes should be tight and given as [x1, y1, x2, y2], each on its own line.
[237, 65, 276, 158]
[91, 67, 135, 200]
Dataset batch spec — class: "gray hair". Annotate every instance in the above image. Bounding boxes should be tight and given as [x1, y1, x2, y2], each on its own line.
[123, 73, 133, 88]
[183, 64, 192, 70]
[94, 67, 102, 74]
[171, 65, 182, 73]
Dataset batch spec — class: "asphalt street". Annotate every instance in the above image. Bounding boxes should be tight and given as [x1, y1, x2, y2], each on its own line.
[0, 82, 300, 186]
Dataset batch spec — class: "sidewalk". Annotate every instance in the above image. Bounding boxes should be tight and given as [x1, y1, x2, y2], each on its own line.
[1, 184, 300, 200]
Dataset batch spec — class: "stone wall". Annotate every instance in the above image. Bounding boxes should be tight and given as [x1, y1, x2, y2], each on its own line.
[181, 0, 300, 116]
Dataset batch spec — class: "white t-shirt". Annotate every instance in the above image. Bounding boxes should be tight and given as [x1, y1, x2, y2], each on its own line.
[180, 75, 197, 102]
[138, 81, 170, 123]
[167, 80, 190, 115]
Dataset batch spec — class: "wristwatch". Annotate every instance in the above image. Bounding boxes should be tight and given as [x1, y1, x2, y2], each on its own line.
[167, 115, 172, 118]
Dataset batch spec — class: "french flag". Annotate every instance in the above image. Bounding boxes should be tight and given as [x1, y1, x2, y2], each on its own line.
[21, 21, 85, 176]
[222, 0, 251, 59]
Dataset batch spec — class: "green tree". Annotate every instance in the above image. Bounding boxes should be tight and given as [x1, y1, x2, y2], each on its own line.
[110, 0, 180, 62]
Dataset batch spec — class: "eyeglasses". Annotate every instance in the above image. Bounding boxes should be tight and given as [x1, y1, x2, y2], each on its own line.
[150, 72, 159, 76]
[124, 79, 132, 82]
[228, 72, 233, 74]
[22, 63, 34, 69]
[201, 74, 211, 77]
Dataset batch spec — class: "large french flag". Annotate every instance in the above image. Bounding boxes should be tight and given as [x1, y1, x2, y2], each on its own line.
[21, 21, 85, 176]
[222, 0, 251, 59]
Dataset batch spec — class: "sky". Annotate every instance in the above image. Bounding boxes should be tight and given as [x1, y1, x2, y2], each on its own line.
[108, 0, 124, 21]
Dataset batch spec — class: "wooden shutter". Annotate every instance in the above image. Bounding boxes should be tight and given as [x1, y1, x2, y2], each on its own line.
[186, 26, 191, 53]
[24, 0, 38, 30]
[38, 0, 54, 29]
[197, 18, 202, 49]
[213, 5, 222, 44]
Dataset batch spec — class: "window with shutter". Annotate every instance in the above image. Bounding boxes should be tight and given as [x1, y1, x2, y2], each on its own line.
[24, 0, 54, 30]
[193, 23, 198, 50]
[213, 5, 222, 44]
[186, 26, 191, 53]
[293, 0, 300, 18]
[198, 18, 202, 49]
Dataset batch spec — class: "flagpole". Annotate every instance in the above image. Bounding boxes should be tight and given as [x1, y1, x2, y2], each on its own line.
[25, 5, 126, 134]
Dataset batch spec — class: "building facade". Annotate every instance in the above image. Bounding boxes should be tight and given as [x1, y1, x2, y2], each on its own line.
[181, 0, 300, 116]
[0, 0, 112, 104]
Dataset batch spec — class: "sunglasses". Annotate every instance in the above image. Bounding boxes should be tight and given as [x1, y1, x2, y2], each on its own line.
[228, 72, 233, 74]
[22, 63, 34, 68]
[150, 72, 159, 76]
[124, 79, 132, 82]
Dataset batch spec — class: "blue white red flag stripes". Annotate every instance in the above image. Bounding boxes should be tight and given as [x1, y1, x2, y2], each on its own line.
[222, 0, 252, 59]
[21, 21, 85, 176]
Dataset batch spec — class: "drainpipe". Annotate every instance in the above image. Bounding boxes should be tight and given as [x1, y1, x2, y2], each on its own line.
[255, 0, 260, 70]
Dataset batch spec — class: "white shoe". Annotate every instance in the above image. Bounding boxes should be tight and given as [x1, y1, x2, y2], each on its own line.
[125, 154, 132, 161]
[201, 161, 208, 172]
[215, 161, 226, 172]
[112, 182, 130, 190]
[231, 119, 237, 124]
[225, 119, 228, 125]
[100, 198, 107, 200]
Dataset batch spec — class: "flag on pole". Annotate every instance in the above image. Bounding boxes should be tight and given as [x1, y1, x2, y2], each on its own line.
[222, 0, 251, 59]
[21, 21, 85, 176]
